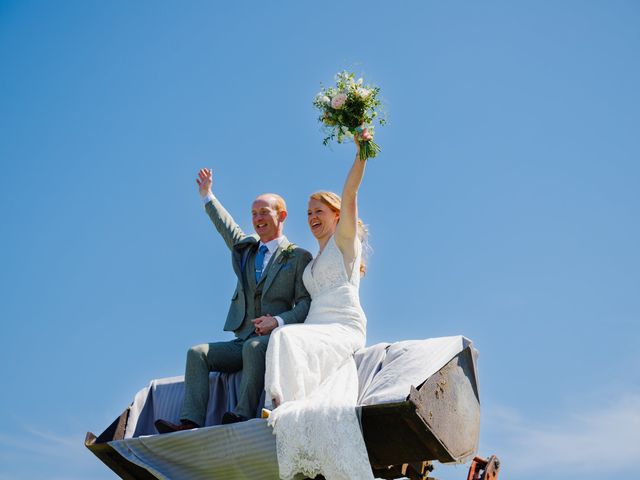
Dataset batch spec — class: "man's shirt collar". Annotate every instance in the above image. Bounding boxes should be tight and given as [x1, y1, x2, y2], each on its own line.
[260, 236, 284, 253]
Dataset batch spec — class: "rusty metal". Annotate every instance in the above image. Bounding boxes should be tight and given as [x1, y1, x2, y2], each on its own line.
[467, 455, 500, 480]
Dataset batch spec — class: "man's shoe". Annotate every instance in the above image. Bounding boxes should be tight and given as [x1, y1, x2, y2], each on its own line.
[221, 412, 249, 425]
[155, 419, 199, 434]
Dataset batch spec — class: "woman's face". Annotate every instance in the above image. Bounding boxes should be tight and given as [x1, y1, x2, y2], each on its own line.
[307, 198, 339, 240]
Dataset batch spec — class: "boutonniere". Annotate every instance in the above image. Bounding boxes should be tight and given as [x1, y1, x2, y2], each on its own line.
[278, 244, 296, 263]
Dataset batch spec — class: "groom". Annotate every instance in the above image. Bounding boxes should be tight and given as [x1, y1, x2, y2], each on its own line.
[155, 168, 312, 433]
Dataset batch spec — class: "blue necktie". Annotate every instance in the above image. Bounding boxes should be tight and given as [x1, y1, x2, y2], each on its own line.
[255, 244, 269, 282]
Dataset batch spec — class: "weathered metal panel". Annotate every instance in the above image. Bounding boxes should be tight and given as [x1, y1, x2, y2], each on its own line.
[410, 346, 481, 462]
[361, 346, 480, 466]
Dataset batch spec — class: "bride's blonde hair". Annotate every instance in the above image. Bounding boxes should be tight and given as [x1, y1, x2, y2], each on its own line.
[309, 191, 369, 276]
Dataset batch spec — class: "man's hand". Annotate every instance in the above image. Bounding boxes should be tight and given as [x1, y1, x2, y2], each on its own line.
[196, 168, 213, 197]
[253, 315, 278, 336]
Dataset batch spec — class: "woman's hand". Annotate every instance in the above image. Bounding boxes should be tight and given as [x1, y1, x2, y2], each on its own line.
[354, 128, 373, 157]
[359, 128, 373, 142]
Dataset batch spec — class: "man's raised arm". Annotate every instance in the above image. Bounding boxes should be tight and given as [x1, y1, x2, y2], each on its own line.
[196, 168, 246, 250]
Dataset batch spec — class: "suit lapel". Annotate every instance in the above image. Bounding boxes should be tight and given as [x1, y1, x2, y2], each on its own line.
[261, 237, 291, 295]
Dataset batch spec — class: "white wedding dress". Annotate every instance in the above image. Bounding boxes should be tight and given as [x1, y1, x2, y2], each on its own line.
[265, 235, 373, 480]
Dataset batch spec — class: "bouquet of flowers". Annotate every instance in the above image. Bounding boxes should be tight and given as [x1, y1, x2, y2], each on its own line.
[313, 71, 385, 160]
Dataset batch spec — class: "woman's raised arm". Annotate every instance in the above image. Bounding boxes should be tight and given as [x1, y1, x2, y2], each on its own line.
[335, 130, 371, 254]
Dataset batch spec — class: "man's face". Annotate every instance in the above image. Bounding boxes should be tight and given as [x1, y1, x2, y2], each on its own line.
[252, 195, 285, 243]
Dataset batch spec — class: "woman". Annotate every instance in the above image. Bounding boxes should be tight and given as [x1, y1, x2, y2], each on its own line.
[264, 131, 374, 480]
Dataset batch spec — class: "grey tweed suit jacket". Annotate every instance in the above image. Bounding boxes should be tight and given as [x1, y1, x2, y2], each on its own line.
[204, 196, 312, 335]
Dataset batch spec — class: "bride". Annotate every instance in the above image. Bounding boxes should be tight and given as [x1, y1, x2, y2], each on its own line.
[264, 131, 375, 480]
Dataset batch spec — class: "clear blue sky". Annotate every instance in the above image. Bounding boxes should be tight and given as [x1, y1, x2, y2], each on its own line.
[1, 1, 639, 479]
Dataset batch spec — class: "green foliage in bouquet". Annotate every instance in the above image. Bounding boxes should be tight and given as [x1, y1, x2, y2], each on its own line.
[313, 71, 386, 160]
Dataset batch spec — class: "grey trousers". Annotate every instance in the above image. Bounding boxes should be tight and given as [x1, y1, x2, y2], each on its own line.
[180, 334, 270, 426]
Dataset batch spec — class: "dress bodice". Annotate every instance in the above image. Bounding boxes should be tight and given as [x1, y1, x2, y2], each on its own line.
[302, 236, 366, 333]
[303, 236, 361, 298]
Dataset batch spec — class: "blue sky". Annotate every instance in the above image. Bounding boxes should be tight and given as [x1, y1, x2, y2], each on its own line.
[1, 1, 639, 479]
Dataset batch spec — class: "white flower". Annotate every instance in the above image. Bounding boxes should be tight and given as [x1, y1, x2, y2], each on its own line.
[331, 93, 347, 109]
[357, 78, 363, 85]
[315, 93, 330, 105]
[341, 126, 354, 138]
[357, 87, 371, 98]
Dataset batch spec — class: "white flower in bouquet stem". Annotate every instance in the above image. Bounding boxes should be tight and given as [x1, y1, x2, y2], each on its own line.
[316, 94, 330, 106]
[357, 87, 371, 98]
[331, 93, 347, 109]
[341, 126, 354, 139]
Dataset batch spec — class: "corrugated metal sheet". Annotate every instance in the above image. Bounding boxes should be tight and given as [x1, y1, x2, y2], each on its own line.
[112, 419, 278, 480]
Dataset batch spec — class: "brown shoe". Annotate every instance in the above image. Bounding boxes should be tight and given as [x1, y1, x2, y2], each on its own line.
[155, 419, 199, 434]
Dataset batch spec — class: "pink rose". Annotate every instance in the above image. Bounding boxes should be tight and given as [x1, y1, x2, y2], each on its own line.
[331, 93, 347, 109]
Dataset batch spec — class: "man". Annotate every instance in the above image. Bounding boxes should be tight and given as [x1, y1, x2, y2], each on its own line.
[155, 168, 312, 433]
